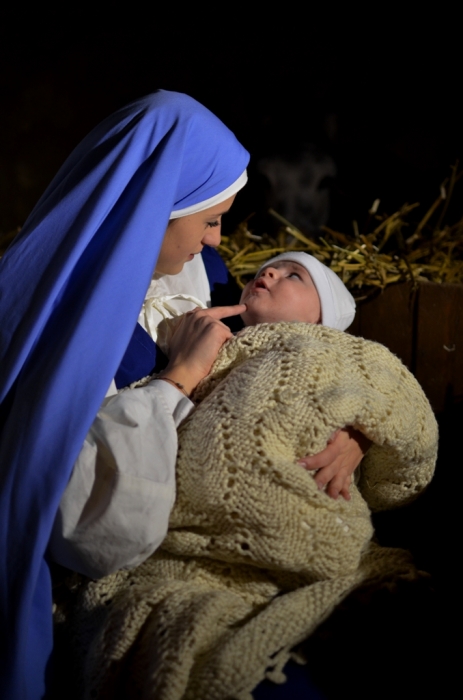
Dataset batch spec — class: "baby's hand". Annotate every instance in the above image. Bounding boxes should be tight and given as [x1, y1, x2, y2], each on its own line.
[297, 427, 371, 500]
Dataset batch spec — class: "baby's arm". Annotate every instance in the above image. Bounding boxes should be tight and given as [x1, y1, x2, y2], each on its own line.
[297, 427, 371, 500]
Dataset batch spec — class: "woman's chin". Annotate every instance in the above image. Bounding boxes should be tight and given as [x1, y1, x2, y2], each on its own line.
[155, 261, 186, 276]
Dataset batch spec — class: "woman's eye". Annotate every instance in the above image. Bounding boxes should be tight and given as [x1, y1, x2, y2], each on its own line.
[207, 220, 220, 228]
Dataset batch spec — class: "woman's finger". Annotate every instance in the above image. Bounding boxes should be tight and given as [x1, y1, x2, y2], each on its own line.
[325, 471, 352, 500]
[298, 440, 341, 471]
[301, 426, 369, 471]
[339, 483, 352, 500]
[297, 426, 370, 501]
[172, 306, 234, 338]
[199, 304, 247, 320]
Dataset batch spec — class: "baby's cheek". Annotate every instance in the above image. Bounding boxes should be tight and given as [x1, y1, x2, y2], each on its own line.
[239, 283, 253, 304]
[239, 308, 251, 327]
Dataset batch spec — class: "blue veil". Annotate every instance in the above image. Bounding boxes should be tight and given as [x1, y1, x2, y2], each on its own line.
[0, 90, 249, 699]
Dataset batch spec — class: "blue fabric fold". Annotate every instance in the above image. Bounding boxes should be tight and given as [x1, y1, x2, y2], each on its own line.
[114, 323, 162, 389]
[0, 90, 249, 700]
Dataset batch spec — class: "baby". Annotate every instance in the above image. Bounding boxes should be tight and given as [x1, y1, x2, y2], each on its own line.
[239, 251, 358, 498]
[157, 251, 405, 503]
[182, 250, 436, 520]
[83, 254, 437, 699]
[239, 250, 356, 332]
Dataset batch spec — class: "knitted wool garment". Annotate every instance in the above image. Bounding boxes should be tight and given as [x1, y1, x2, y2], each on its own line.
[70, 323, 438, 700]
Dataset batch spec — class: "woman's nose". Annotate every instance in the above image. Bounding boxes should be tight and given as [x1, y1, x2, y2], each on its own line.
[202, 228, 222, 247]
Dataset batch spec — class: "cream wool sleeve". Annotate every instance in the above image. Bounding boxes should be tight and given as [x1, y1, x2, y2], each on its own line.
[49, 380, 194, 579]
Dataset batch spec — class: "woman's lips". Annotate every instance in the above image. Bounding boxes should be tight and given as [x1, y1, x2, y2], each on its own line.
[187, 249, 203, 261]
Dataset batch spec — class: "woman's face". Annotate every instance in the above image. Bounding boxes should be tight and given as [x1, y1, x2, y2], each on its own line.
[155, 195, 236, 275]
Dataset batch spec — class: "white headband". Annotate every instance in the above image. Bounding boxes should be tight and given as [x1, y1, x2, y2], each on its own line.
[170, 170, 248, 219]
[256, 252, 356, 331]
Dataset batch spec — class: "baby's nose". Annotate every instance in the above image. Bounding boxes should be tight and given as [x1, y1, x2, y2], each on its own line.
[261, 266, 277, 278]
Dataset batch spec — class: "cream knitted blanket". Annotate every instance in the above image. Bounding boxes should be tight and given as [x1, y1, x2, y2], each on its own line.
[70, 323, 437, 700]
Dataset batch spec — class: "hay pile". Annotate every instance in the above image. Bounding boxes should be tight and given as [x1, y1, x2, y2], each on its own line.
[220, 165, 463, 298]
[2, 166, 462, 298]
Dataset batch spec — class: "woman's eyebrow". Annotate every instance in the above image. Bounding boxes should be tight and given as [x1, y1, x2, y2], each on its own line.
[206, 208, 231, 218]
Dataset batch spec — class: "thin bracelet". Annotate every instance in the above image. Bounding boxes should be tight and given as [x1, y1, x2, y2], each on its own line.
[154, 375, 190, 398]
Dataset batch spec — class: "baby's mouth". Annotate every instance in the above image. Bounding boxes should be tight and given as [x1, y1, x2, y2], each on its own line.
[252, 278, 268, 291]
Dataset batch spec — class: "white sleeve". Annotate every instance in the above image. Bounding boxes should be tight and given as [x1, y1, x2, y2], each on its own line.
[48, 380, 194, 579]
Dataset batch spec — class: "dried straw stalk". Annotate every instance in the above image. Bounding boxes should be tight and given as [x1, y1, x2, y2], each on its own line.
[1, 167, 462, 298]
[219, 165, 463, 299]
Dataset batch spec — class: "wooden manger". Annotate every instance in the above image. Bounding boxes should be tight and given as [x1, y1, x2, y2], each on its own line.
[349, 281, 463, 413]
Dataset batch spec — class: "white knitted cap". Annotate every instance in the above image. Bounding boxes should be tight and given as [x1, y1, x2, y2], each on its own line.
[256, 252, 356, 330]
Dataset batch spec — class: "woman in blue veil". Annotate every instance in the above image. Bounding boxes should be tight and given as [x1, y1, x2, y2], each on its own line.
[0, 90, 250, 699]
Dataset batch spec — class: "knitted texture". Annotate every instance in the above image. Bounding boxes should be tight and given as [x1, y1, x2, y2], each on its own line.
[71, 323, 438, 700]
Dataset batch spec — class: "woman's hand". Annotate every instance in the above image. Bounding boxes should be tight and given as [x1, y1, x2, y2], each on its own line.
[162, 305, 246, 395]
[298, 427, 371, 500]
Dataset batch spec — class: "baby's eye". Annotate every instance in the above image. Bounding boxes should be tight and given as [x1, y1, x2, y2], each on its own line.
[288, 272, 301, 279]
[206, 220, 220, 228]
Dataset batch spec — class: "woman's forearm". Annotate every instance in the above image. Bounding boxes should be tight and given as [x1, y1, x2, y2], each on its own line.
[48, 381, 193, 579]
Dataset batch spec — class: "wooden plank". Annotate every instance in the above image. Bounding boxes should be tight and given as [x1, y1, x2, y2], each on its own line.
[415, 282, 463, 413]
[349, 283, 416, 369]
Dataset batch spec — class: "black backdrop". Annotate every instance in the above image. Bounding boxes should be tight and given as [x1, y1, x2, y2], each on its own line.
[1, 11, 459, 695]
[1, 11, 461, 233]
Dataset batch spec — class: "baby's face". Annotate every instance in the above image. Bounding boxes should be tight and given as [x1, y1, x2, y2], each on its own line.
[240, 261, 321, 326]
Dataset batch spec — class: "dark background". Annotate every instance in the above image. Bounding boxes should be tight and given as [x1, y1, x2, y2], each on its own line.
[1, 13, 459, 695]
[1, 11, 461, 235]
